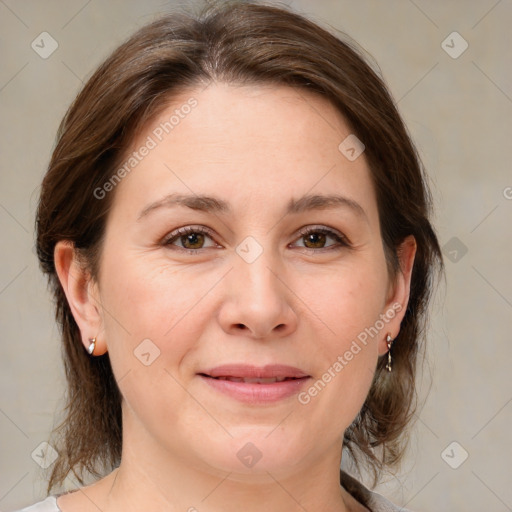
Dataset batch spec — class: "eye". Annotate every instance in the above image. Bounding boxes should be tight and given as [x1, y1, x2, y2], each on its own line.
[292, 226, 349, 251]
[162, 225, 349, 254]
[163, 226, 219, 251]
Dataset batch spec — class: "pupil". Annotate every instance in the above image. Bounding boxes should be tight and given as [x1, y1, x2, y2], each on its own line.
[183, 233, 204, 249]
[305, 232, 326, 248]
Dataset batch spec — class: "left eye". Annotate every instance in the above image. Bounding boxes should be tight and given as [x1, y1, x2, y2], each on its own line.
[292, 227, 347, 250]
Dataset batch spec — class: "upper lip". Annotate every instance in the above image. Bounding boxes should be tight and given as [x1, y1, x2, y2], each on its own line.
[200, 364, 310, 379]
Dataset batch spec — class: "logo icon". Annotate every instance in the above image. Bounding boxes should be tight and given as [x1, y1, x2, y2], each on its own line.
[236, 442, 263, 468]
[441, 32, 468, 59]
[236, 236, 263, 264]
[442, 236, 468, 263]
[338, 134, 365, 161]
[31, 441, 59, 468]
[31, 32, 59, 59]
[134, 338, 161, 366]
[441, 441, 469, 469]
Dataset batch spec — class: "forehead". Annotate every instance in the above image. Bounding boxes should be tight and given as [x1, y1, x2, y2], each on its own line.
[110, 82, 379, 225]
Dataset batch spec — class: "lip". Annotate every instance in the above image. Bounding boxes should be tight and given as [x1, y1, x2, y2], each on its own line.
[203, 364, 310, 379]
[198, 364, 311, 404]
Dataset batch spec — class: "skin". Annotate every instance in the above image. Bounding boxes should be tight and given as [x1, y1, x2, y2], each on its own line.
[55, 83, 416, 512]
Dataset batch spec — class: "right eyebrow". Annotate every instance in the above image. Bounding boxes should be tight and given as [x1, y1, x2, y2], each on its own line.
[137, 193, 230, 221]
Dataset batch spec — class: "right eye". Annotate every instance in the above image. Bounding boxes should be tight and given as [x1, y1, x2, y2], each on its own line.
[163, 225, 220, 253]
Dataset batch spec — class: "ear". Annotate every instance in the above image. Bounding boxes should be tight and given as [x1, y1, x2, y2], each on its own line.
[378, 235, 417, 355]
[54, 241, 107, 356]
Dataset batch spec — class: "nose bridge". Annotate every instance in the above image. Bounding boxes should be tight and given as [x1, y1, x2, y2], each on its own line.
[219, 241, 297, 338]
[234, 244, 283, 308]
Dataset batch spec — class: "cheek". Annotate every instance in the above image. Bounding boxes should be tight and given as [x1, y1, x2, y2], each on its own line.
[312, 261, 389, 347]
[95, 252, 215, 428]
[99, 252, 215, 346]
[295, 262, 388, 427]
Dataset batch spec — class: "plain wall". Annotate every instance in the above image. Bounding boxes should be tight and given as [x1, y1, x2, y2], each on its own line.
[1, 1, 511, 511]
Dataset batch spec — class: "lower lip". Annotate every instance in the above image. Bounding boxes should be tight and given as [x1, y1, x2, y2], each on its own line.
[199, 375, 311, 404]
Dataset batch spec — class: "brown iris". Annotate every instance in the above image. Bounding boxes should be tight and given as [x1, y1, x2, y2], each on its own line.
[181, 232, 205, 249]
[303, 232, 327, 249]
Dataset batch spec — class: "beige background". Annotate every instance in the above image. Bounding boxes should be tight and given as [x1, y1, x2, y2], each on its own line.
[1, 1, 511, 511]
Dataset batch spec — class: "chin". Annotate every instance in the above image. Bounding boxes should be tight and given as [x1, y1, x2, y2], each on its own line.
[187, 426, 312, 479]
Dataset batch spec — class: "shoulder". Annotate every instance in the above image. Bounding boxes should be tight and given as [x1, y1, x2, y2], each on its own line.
[340, 470, 415, 512]
[9, 496, 60, 512]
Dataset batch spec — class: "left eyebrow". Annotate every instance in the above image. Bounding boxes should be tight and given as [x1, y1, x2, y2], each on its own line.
[286, 194, 368, 222]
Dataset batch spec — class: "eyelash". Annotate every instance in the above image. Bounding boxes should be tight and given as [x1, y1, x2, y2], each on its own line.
[162, 225, 350, 254]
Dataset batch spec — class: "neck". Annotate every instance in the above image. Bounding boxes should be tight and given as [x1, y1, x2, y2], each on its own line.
[95, 420, 352, 512]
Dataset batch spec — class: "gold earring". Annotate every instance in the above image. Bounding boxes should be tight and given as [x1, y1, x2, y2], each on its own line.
[87, 338, 96, 355]
[385, 333, 393, 372]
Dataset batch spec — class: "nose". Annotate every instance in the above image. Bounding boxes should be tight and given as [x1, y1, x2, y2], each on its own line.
[217, 254, 298, 340]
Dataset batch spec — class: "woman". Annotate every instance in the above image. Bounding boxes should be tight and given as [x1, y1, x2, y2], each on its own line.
[16, 2, 443, 511]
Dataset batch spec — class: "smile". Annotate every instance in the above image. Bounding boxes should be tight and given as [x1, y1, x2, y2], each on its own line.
[198, 365, 311, 404]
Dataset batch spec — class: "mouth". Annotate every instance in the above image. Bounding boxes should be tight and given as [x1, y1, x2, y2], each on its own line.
[202, 375, 302, 383]
[198, 364, 311, 403]
[199, 363, 310, 380]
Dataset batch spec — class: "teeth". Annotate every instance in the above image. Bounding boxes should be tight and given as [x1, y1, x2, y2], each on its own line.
[216, 376, 291, 383]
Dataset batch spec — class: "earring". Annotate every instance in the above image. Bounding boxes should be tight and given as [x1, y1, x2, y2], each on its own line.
[87, 338, 96, 355]
[385, 333, 393, 372]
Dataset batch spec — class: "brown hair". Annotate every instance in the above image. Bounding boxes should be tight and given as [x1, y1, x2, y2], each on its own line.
[36, 0, 443, 493]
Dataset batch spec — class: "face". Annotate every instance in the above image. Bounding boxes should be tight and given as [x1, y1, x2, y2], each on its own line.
[61, 83, 413, 479]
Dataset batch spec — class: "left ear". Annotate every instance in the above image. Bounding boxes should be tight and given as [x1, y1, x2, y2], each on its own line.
[378, 235, 417, 355]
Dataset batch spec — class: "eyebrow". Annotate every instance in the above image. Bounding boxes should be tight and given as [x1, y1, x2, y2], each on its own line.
[137, 192, 368, 222]
[138, 194, 230, 220]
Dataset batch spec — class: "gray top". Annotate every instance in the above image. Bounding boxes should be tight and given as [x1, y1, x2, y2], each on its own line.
[11, 471, 413, 512]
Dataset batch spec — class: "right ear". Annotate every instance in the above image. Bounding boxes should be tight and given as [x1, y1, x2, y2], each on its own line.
[54, 241, 107, 356]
